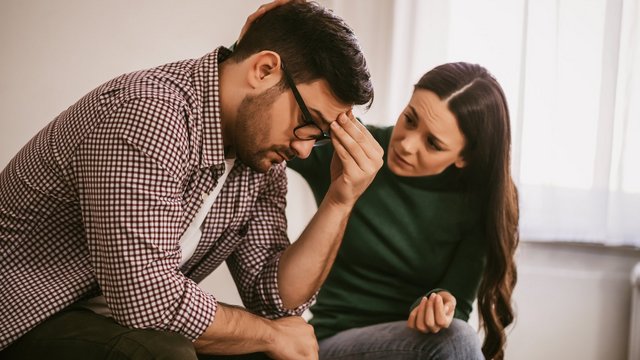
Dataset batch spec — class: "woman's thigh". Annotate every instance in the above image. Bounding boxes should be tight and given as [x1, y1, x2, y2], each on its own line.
[318, 319, 484, 360]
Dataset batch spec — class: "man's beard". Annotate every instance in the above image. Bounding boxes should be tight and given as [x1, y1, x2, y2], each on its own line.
[234, 85, 294, 173]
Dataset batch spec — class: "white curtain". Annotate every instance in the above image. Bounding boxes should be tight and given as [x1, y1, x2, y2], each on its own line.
[323, 0, 640, 246]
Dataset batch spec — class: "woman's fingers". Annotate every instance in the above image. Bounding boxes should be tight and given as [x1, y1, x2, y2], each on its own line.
[416, 297, 429, 333]
[407, 297, 426, 331]
[434, 293, 449, 328]
[424, 293, 439, 333]
[407, 300, 420, 329]
[408, 292, 457, 335]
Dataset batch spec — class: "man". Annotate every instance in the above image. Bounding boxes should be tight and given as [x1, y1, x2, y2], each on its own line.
[0, 2, 383, 359]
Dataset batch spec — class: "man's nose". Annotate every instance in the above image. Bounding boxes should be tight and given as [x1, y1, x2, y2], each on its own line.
[291, 139, 316, 159]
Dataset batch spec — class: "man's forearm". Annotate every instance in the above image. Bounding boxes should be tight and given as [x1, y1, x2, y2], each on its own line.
[277, 197, 352, 309]
[194, 303, 317, 359]
[194, 303, 275, 355]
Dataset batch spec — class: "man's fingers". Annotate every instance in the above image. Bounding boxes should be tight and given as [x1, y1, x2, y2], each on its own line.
[329, 130, 351, 163]
[330, 114, 383, 171]
[340, 113, 381, 157]
[346, 112, 383, 157]
[329, 119, 370, 170]
[325, 111, 383, 206]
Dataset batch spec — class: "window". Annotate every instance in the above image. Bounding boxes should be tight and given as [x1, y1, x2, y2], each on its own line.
[325, 0, 640, 246]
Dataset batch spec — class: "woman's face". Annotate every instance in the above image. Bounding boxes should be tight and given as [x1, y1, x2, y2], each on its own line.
[387, 89, 466, 177]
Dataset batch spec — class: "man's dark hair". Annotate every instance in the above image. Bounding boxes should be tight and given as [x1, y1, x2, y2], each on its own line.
[230, 1, 373, 108]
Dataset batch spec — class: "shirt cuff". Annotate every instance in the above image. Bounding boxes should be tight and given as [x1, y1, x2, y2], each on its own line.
[255, 254, 317, 319]
[173, 281, 218, 340]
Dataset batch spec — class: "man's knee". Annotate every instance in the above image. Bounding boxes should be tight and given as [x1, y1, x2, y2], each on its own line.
[0, 309, 198, 360]
[108, 329, 197, 360]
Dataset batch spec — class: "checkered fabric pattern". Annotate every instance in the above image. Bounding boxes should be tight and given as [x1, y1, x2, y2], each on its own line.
[0, 47, 314, 350]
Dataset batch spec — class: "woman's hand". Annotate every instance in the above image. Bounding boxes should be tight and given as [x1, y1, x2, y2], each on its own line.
[237, 0, 302, 43]
[407, 291, 457, 333]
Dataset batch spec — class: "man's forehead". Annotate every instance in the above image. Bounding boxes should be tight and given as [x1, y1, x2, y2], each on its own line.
[299, 80, 351, 123]
[309, 105, 351, 126]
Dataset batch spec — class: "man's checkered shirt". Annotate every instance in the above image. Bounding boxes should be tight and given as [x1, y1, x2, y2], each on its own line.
[0, 47, 314, 350]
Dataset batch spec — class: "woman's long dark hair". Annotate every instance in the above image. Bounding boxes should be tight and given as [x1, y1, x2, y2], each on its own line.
[416, 63, 519, 360]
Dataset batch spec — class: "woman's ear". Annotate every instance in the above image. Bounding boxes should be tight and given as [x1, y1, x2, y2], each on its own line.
[454, 156, 466, 169]
[246, 51, 282, 90]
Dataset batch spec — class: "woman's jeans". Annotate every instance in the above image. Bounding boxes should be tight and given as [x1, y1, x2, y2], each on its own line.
[318, 319, 485, 360]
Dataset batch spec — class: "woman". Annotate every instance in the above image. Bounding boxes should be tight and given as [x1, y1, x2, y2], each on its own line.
[288, 62, 519, 360]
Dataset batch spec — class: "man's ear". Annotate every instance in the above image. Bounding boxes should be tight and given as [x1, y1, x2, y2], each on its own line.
[246, 51, 282, 90]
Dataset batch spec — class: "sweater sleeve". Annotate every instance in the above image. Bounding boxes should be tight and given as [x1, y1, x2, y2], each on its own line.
[438, 223, 486, 321]
[413, 222, 486, 322]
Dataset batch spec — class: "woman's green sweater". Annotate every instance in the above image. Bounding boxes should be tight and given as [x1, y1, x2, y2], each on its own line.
[287, 126, 486, 340]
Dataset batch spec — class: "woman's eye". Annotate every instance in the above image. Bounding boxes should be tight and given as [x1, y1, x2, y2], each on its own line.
[405, 115, 416, 127]
[427, 137, 442, 151]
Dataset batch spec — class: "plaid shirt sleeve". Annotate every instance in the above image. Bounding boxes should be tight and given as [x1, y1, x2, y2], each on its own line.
[226, 163, 317, 318]
[73, 96, 216, 339]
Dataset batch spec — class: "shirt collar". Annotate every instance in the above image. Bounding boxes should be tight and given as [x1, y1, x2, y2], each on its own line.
[197, 46, 232, 170]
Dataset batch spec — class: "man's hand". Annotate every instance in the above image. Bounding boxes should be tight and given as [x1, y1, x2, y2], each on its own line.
[265, 317, 318, 360]
[407, 291, 457, 333]
[194, 305, 318, 359]
[326, 111, 384, 207]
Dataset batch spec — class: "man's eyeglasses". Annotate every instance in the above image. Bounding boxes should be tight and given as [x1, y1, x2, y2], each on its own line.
[281, 62, 331, 147]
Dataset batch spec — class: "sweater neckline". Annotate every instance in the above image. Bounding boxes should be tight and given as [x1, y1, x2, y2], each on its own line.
[387, 163, 463, 191]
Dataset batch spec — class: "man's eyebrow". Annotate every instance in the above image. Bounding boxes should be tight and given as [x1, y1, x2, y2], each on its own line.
[309, 108, 332, 127]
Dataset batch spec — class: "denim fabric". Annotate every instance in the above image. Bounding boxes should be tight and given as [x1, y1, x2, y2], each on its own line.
[318, 319, 484, 360]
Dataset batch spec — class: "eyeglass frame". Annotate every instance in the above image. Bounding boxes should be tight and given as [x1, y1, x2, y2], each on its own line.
[280, 61, 332, 147]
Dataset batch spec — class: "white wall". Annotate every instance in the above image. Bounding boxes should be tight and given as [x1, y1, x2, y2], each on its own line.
[0, 0, 266, 168]
[2, 1, 640, 359]
[508, 242, 640, 360]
